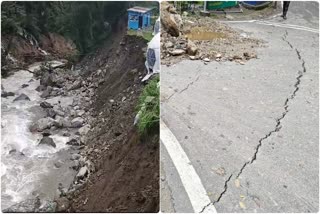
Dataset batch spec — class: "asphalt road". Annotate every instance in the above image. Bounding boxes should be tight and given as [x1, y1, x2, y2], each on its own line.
[160, 1, 319, 212]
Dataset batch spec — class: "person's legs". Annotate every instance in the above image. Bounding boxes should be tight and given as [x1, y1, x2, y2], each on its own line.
[282, 1, 291, 19]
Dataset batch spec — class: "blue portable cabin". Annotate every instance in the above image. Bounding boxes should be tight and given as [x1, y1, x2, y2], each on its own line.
[127, 7, 152, 30]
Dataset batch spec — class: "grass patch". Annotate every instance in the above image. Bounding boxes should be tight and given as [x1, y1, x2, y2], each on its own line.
[136, 75, 159, 134]
[127, 29, 154, 42]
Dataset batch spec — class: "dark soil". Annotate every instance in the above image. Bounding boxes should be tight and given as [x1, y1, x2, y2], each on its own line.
[68, 34, 159, 212]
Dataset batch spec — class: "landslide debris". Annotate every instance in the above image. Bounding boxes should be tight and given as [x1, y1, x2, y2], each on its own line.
[161, 2, 264, 66]
[66, 35, 159, 213]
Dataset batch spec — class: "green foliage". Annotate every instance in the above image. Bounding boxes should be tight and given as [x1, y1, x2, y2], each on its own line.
[136, 76, 160, 134]
[1, 2, 24, 34]
[1, 2, 132, 54]
[127, 29, 153, 42]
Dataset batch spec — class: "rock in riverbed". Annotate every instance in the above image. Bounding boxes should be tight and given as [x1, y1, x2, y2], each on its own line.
[42, 130, 51, 136]
[35, 85, 45, 92]
[1, 91, 15, 98]
[78, 124, 90, 136]
[39, 136, 56, 148]
[46, 108, 56, 118]
[30, 117, 55, 132]
[66, 138, 81, 146]
[13, 93, 30, 102]
[68, 80, 82, 91]
[40, 87, 52, 98]
[71, 117, 84, 128]
[40, 101, 53, 108]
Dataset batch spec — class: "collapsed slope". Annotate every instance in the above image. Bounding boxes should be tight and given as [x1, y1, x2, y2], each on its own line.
[67, 35, 159, 212]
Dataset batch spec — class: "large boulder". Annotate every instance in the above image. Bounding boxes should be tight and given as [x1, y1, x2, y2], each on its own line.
[39, 136, 56, 148]
[66, 137, 81, 146]
[30, 117, 55, 132]
[165, 41, 174, 48]
[42, 130, 51, 136]
[161, 2, 181, 37]
[46, 108, 56, 118]
[40, 101, 53, 108]
[40, 87, 52, 98]
[35, 85, 46, 92]
[68, 80, 82, 91]
[171, 13, 183, 30]
[70, 117, 84, 128]
[53, 116, 63, 128]
[53, 105, 65, 117]
[187, 40, 198, 56]
[13, 93, 30, 102]
[40, 71, 62, 87]
[53, 116, 71, 128]
[161, 11, 180, 37]
[169, 49, 185, 56]
[66, 136, 83, 146]
[78, 124, 90, 136]
[76, 166, 88, 178]
[1, 91, 15, 98]
[40, 72, 54, 87]
[51, 74, 64, 88]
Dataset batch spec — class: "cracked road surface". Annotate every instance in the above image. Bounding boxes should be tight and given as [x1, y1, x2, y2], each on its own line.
[160, 2, 319, 212]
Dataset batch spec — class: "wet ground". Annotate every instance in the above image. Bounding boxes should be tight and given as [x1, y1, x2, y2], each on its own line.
[186, 27, 226, 40]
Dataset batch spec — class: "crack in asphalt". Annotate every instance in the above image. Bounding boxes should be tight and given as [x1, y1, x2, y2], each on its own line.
[179, 75, 201, 94]
[200, 174, 233, 213]
[199, 202, 213, 213]
[163, 180, 177, 213]
[213, 174, 233, 204]
[164, 32, 308, 208]
[165, 74, 201, 102]
[164, 64, 202, 102]
[234, 30, 307, 179]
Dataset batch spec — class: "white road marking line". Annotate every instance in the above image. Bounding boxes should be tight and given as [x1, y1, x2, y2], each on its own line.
[223, 19, 317, 30]
[223, 20, 257, 23]
[259, 20, 317, 30]
[160, 119, 217, 213]
[256, 21, 319, 32]
[223, 20, 319, 33]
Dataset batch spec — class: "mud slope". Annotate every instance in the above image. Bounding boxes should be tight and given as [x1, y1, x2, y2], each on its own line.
[69, 35, 159, 213]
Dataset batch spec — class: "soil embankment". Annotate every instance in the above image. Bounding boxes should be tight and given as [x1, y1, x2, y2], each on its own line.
[67, 35, 159, 212]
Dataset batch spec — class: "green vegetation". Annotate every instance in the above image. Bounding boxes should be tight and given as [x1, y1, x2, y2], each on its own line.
[127, 29, 153, 42]
[1, 2, 128, 54]
[1, 1, 159, 54]
[136, 76, 160, 134]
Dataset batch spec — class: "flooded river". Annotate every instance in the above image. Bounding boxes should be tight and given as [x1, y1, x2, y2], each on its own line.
[1, 63, 76, 210]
